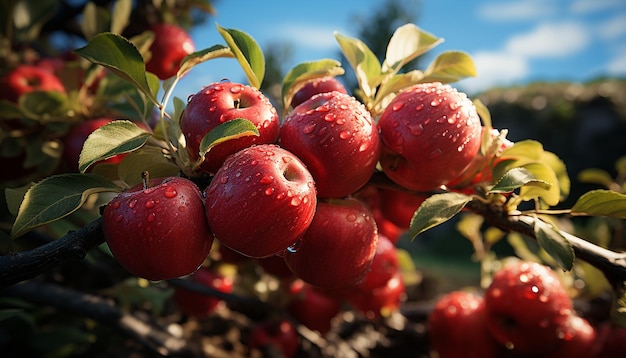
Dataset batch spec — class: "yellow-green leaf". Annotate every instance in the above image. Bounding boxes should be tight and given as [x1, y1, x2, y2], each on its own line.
[383, 23, 442, 74]
[10, 173, 121, 238]
[422, 51, 477, 84]
[198, 118, 260, 159]
[177, 44, 234, 79]
[534, 218, 574, 271]
[335, 32, 382, 99]
[571, 190, 626, 219]
[490, 167, 551, 193]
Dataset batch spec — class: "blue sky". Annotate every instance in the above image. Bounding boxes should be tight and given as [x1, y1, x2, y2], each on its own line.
[175, 0, 626, 98]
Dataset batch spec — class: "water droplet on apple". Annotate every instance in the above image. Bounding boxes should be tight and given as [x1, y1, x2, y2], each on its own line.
[230, 84, 243, 93]
[115, 214, 123, 222]
[187, 94, 195, 103]
[290, 196, 302, 206]
[276, 192, 286, 200]
[392, 102, 404, 111]
[220, 176, 229, 184]
[128, 199, 137, 209]
[164, 187, 177, 198]
[324, 113, 336, 122]
[303, 123, 316, 134]
[346, 213, 357, 222]
[286, 239, 301, 253]
[339, 130, 351, 139]
[415, 103, 425, 111]
[209, 106, 216, 112]
[359, 142, 369, 152]
[260, 175, 274, 184]
[214, 84, 224, 91]
[430, 99, 441, 107]
[408, 123, 424, 136]
[147, 212, 156, 223]
[315, 105, 329, 113]
[336, 117, 345, 125]
[178, 206, 185, 212]
[110, 201, 120, 209]
[145, 200, 155, 209]
[264, 187, 275, 196]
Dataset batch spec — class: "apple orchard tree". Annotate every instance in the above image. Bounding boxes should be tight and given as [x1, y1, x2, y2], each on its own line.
[1, 0, 626, 356]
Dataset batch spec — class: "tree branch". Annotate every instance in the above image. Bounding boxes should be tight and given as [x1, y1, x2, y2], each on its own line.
[2, 280, 193, 356]
[0, 217, 105, 289]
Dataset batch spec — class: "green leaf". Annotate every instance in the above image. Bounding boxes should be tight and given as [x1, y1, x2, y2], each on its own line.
[383, 23, 442, 74]
[577, 168, 615, 188]
[216, 25, 265, 88]
[571, 190, 626, 219]
[110, 0, 132, 34]
[281, 59, 345, 111]
[117, 147, 180, 188]
[11, 0, 58, 43]
[18, 90, 67, 119]
[198, 118, 260, 159]
[533, 218, 574, 271]
[335, 32, 382, 99]
[0, 100, 25, 119]
[372, 70, 424, 114]
[80, 2, 110, 40]
[490, 167, 551, 193]
[10, 173, 121, 238]
[409, 192, 473, 239]
[519, 162, 560, 206]
[79, 120, 151, 173]
[74, 32, 157, 105]
[422, 51, 477, 83]
[177, 44, 234, 79]
[4, 184, 32, 216]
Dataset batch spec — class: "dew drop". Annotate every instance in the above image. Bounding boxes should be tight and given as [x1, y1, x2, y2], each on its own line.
[115, 214, 123, 222]
[444, 305, 458, 317]
[111, 201, 121, 209]
[315, 105, 330, 113]
[230, 84, 243, 93]
[430, 99, 441, 107]
[208, 106, 217, 112]
[145, 200, 155, 209]
[303, 123, 316, 134]
[290, 196, 302, 206]
[346, 213, 357, 222]
[264, 187, 275, 196]
[220, 176, 229, 184]
[415, 103, 425, 111]
[187, 94, 195, 103]
[260, 175, 274, 185]
[128, 199, 137, 209]
[286, 239, 301, 253]
[392, 102, 405, 111]
[276, 192, 286, 200]
[178, 206, 185, 212]
[339, 130, 351, 139]
[324, 113, 336, 122]
[359, 142, 370, 152]
[147, 212, 156, 223]
[251, 159, 258, 165]
[164, 187, 177, 198]
[408, 123, 424, 136]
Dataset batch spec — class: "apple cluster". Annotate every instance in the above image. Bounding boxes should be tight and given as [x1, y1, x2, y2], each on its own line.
[101, 75, 489, 314]
[428, 260, 621, 358]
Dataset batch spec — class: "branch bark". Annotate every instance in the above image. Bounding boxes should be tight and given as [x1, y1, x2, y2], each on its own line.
[0, 217, 106, 289]
[2, 280, 193, 356]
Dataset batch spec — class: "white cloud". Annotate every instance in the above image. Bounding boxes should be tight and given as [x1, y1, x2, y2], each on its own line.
[477, 0, 557, 21]
[597, 14, 626, 40]
[505, 22, 590, 58]
[272, 24, 346, 51]
[570, 0, 625, 14]
[458, 51, 529, 94]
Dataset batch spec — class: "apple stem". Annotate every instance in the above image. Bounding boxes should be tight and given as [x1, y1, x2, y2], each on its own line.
[233, 99, 241, 109]
[142, 171, 150, 190]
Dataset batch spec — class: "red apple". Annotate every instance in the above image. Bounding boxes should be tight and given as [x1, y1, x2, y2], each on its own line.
[181, 81, 280, 174]
[286, 279, 341, 335]
[248, 319, 299, 358]
[594, 322, 626, 358]
[355, 234, 398, 291]
[145, 23, 195, 80]
[103, 176, 213, 280]
[378, 188, 426, 229]
[378, 82, 482, 192]
[173, 267, 234, 318]
[258, 255, 295, 279]
[0, 65, 66, 103]
[284, 198, 378, 289]
[347, 270, 405, 319]
[291, 76, 347, 108]
[204, 144, 317, 258]
[428, 291, 503, 358]
[279, 91, 381, 198]
[549, 314, 598, 358]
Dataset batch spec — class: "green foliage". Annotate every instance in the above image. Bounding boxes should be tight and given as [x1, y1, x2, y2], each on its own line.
[571, 190, 626, 219]
[9, 174, 121, 238]
[196, 118, 260, 168]
[281, 59, 345, 112]
[409, 192, 473, 239]
[216, 24, 265, 88]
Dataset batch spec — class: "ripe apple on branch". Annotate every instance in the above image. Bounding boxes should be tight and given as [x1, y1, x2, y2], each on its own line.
[2, 8, 626, 357]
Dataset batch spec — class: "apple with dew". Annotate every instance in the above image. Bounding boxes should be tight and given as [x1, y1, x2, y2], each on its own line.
[181, 81, 280, 174]
[378, 82, 482, 192]
[145, 23, 195, 80]
[0, 65, 66, 103]
[428, 291, 503, 358]
[290, 76, 347, 108]
[204, 144, 317, 258]
[285, 198, 378, 289]
[279, 91, 380, 198]
[103, 176, 213, 280]
[173, 267, 234, 318]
